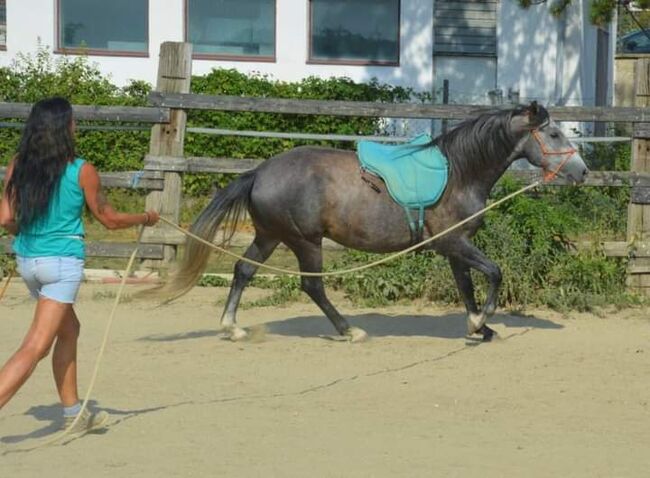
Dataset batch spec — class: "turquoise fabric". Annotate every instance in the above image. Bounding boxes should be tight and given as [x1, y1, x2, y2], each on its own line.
[357, 134, 448, 209]
[13, 158, 86, 259]
[357, 134, 448, 237]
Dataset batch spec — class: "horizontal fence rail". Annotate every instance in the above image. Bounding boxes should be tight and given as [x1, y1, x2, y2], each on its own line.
[0, 120, 631, 144]
[183, 127, 632, 144]
[143, 154, 650, 188]
[149, 91, 650, 122]
[0, 102, 170, 123]
[0, 168, 164, 190]
[0, 121, 152, 132]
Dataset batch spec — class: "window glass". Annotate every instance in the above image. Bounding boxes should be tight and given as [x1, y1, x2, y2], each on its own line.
[59, 0, 148, 53]
[188, 0, 275, 58]
[621, 30, 650, 53]
[310, 0, 399, 63]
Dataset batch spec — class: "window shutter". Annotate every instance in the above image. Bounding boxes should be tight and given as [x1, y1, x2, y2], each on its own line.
[434, 0, 498, 56]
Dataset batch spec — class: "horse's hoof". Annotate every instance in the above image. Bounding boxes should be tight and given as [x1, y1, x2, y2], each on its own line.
[220, 325, 249, 342]
[467, 313, 486, 335]
[345, 327, 368, 343]
[229, 326, 249, 342]
[479, 325, 497, 342]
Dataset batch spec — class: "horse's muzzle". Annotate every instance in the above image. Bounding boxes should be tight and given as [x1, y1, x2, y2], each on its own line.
[562, 154, 589, 185]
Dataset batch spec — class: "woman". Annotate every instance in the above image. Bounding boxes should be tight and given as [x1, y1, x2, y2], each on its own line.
[0, 97, 159, 434]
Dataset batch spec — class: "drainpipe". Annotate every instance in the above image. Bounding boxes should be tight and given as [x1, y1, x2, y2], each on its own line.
[554, 9, 567, 106]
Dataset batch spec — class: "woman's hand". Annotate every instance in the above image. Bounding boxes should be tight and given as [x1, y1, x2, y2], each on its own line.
[143, 210, 160, 227]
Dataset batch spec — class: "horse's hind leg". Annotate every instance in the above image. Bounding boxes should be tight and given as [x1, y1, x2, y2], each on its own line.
[289, 240, 368, 342]
[447, 241, 501, 341]
[220, 234, 279, 341]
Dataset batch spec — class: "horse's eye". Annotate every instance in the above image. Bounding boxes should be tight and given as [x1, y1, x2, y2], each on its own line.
[550, 132, 560, 139]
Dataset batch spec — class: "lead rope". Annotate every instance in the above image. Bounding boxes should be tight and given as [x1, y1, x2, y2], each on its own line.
[12, 170, 551, 450]
[159, 180, 543, 277]
[0, 269, 13, 303]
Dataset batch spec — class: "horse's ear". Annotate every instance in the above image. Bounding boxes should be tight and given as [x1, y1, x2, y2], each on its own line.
[525, 100, 548, 127]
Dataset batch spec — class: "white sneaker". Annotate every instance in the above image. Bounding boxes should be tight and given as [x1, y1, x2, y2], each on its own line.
[62, 408, 110, 436]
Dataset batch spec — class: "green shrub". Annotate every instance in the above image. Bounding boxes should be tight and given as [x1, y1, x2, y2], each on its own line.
[185, 69, 420, 193]
[327, 174, 638, 311]
[0, 48, 150, 170]
[1, 50, 422, 197]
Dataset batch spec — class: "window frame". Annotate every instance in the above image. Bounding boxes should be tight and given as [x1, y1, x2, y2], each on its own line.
[55, 0, 150, 58]
[307, 0, 400, 67]
[0, 0, 6, 51]
[184, 0, 277, 62]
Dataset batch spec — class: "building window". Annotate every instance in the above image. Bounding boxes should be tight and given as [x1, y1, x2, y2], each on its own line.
[57, 0, 148, 56]
[309, 0, 400, 65]
[434, 0, 497, 56]
[0, 0, 6, 50]
[186, 0, 276, 60]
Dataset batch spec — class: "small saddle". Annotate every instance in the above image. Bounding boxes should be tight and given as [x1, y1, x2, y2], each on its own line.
[357, 133, 449, 239]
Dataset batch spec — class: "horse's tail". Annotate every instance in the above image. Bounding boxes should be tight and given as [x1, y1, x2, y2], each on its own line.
[148, 170, 256, 302]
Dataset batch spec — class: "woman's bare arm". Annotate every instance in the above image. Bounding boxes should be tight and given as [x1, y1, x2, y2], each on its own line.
[79, 163, 159, 230]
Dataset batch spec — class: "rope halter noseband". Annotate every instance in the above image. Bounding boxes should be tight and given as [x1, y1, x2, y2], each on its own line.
[530, 123, 578, 182]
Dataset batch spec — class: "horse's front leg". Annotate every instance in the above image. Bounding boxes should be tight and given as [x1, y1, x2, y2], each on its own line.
[446, 240, 502, 341]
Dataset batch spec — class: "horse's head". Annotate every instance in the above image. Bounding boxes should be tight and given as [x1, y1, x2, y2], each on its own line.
[511, 102, 589, 184]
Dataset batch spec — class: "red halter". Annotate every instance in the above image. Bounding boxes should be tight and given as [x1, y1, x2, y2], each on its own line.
[530, 128, 578, 182]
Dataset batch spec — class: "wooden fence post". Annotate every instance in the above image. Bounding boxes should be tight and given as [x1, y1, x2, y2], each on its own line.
[143, 42, 192, 270]
[627, 58, 650, 295]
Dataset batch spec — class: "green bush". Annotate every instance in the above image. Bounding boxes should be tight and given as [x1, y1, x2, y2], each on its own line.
[1, 50, 422, 196]
[185, 69, 420, 193]
[327, 174, 638, 311]
[0, 48, 151, 171]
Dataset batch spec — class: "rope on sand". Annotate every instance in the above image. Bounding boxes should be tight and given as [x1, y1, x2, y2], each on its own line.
[0, 269, 13, 303]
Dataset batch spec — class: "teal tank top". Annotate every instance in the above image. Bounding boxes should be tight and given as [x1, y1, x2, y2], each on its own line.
[13, 158, 86, 259]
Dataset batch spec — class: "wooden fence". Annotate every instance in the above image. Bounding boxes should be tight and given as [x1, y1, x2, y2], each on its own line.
[1, 42, 650, 292]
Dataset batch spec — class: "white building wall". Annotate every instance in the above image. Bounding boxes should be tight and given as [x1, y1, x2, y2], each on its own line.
[433, 57, 497, 105]
[497, 0, 600, 108]
[498, 0, 562, 105]
[0, 0, 607, 114]
[0, 0, 433, 92]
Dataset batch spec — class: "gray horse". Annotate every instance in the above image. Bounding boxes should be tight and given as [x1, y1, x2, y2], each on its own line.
[158, 102, 588, 342]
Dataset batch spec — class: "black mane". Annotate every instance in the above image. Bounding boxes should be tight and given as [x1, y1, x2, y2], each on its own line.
[433, 105, 547, 184]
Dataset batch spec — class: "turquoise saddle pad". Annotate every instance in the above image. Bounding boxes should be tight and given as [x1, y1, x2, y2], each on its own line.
[357, 133, 449, 210]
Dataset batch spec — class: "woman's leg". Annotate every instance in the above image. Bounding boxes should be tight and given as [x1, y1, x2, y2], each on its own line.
[52, 307, 80, 407]
[0, 298, 72, 409]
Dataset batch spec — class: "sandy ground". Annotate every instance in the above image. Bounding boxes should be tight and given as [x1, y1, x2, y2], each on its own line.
[0, 281, 649, 477]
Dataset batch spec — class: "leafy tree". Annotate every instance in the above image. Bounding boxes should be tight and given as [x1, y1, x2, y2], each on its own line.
[517, 0, 650, 26]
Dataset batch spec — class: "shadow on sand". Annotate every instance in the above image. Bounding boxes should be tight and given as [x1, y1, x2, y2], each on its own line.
[137, 311, 562, 342]
[0, 400, 169, 445]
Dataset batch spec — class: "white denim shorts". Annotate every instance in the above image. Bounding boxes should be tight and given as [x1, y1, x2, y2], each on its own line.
[16, 256, 85, 304]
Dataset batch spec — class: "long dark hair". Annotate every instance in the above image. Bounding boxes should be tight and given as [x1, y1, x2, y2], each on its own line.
[7, 97, 76, 228]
